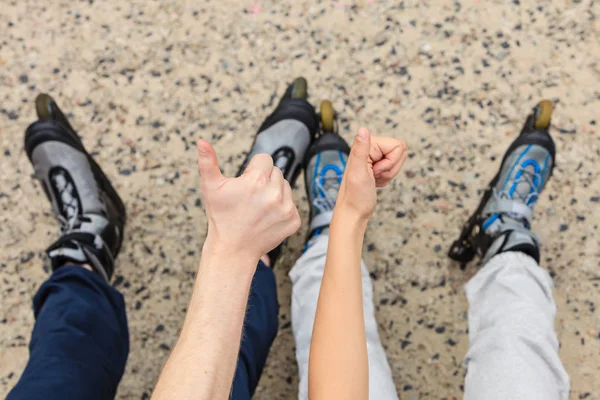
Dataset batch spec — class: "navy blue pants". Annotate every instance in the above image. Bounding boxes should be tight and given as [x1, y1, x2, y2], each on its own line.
[8, 262, 279, 400]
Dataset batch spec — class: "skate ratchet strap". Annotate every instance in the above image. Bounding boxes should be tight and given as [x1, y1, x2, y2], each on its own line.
[46, 231, 113, 282]
[310, 211, 334, 231]
[488, 199, 533, 223]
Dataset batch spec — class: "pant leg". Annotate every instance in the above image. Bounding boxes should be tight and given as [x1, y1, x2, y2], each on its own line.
[7, 265, 129, 400]
[464, 251, 570, 400]
[289, 232, 398, 400]
[230, 261, 279, 400]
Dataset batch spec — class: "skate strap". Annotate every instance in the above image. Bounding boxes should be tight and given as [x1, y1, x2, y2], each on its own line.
[310, 211, 334, 231]
[46, 231, 113, 282]
[489, 199, 533, 223]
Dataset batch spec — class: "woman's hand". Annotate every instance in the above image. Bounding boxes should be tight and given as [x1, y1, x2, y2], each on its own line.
[196, 139, 301, 263]
[336, 127, 407, 221]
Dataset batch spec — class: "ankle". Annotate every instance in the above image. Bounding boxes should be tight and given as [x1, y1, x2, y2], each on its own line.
[483, 213, 530, 239]
[482, 229, 540, 265]
[64, 263, 94, 272]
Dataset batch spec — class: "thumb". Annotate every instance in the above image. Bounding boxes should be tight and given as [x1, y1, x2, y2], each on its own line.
[196, 139, 224, 186]
[348, 127, 371, 169]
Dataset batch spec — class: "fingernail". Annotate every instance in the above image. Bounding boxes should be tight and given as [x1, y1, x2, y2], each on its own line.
[356, 128, 367, 142]
[197, 145, 207, 155]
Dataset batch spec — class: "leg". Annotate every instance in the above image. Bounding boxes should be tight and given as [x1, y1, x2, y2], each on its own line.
[448, 101, 569, 400]
[290, 232, 398, 400]
[10, 94, 130, 399]
[7, 266, 129, 400]
[464, 252, 569, 400]
[230, 261, 279, 399]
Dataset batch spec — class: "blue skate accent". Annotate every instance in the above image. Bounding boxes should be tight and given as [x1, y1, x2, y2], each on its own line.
[306, 142, 349, 250]
[509, 159, 541, 205]
[500, 144, 532, 192]
[312, 153, 321, 199]
[338, 150, 347, 168]
[320, 164, 343, 182]
[483, 213, 500, 231]
[312, 155, 345, 213]
[304, 227, 324, 252]
[485, 146, 548, 234]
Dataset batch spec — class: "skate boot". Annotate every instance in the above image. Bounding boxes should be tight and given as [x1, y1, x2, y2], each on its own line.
[448, 100, 556, 265]
[304, 100, 350, 244]
[25, 94, 126, 281]
[238, 78, 320, 265]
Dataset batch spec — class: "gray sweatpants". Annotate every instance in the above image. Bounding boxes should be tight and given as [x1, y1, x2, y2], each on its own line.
[464, 251, 570, 400]
[289, 233, 570, 400]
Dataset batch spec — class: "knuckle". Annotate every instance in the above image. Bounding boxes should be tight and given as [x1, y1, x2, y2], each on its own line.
[250, 171, 267, 185]
[284, 204, 296, 219]
[287, 211, 301, 232]
[257, 174, 268, 185]
[268, 189, 283, 205]
[291, 218, 301, 232]
[379, 170, 391, 179]
[275, 191, 284, 204]
[294, 211, 302, 226]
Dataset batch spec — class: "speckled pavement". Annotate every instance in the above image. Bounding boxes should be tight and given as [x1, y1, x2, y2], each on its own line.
[1, 1, 599, 399]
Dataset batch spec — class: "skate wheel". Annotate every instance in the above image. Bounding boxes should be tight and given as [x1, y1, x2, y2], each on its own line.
[290, 77, 308, 100]
[35, 93, 54, 120]
[533, 100, 553, 130]
[320, 100, 335, 132]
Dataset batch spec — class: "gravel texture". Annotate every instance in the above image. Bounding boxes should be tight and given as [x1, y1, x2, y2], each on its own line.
[1, 0, 599, 399]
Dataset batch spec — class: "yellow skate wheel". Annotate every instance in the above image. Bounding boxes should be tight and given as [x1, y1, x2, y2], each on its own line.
[533, 100, 553, 130]
[290, 77, 308, 99]
[320, 100, 335, 132]
[35, 93, 53, 120]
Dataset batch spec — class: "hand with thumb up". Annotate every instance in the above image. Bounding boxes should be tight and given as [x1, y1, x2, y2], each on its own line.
[196, 139, 301, 264]
[335, 127, 407, 223]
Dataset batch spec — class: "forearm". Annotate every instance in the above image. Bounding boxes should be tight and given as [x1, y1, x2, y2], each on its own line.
[309, 209, 369, 400]
[152, 242, 256, 400]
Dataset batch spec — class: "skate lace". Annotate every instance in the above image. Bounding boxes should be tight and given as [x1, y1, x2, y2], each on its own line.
[51, 170, 83, 233]
[313, 174, 343, 214]
[57, 214, 83, 233]
[495, 166, 543, 208]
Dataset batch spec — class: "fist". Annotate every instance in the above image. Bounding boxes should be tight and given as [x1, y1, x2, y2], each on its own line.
[336, 127, 407, 220]
[196, 140, 301, 261]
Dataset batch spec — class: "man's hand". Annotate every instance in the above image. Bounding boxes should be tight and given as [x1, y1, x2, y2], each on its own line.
[152, 141, 301, 400]
[196, 139, 301, 262]
[336, 127, 407, 221]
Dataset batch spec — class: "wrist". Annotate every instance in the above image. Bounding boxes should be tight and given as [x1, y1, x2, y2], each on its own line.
[201, 234, 259, 280]
[331, 206, 369, 234]
[334, 193, 374, 225]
